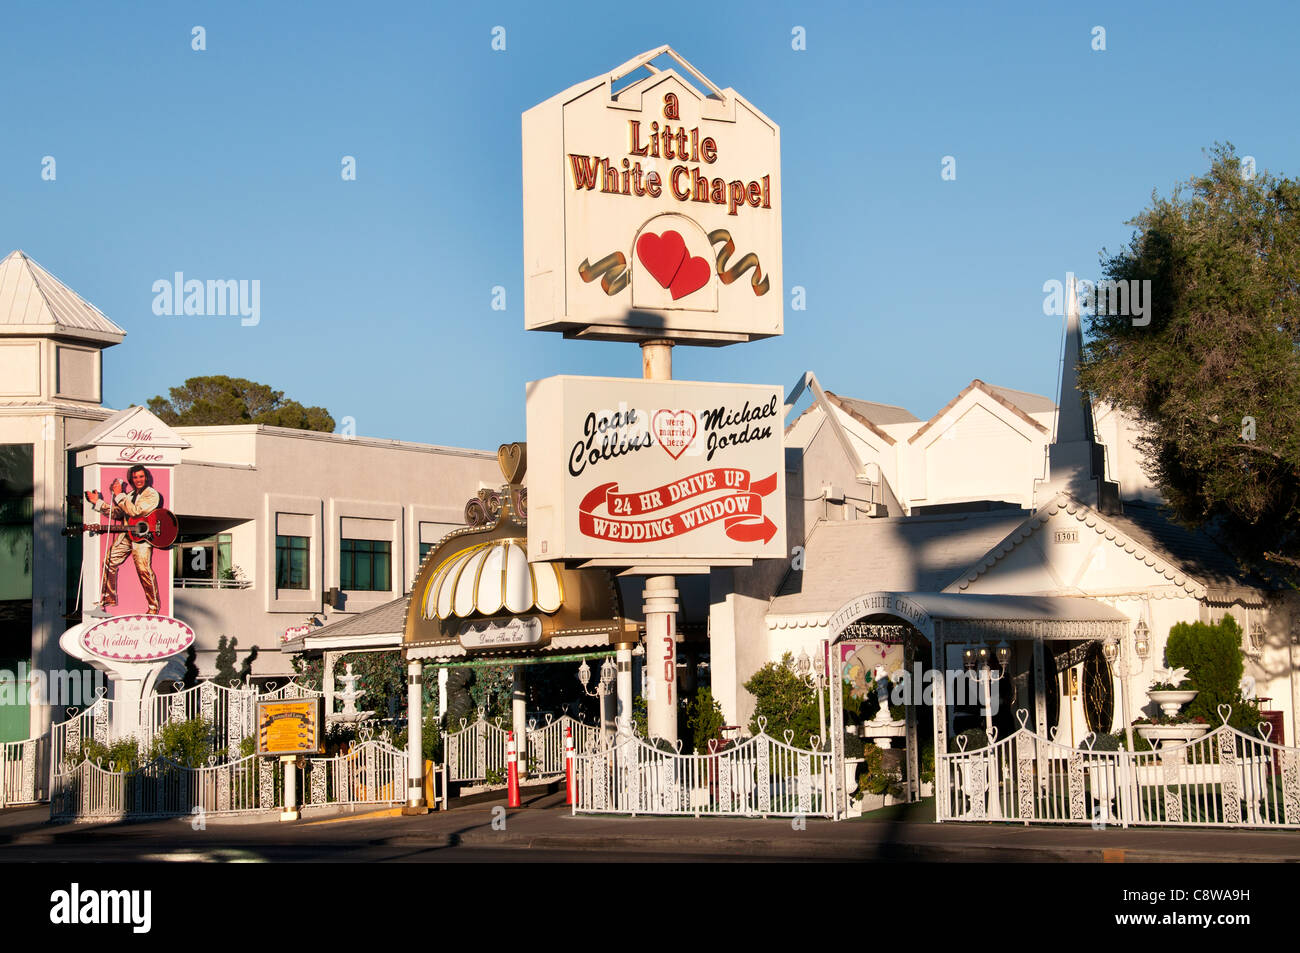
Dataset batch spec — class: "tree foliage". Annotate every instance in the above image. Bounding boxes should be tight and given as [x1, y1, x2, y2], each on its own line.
[686, 687, 726, 753]
[1164, 615, 1260, 732]
[743, 652, 820, 745]
[147, 375, 335, 432]
[1079, 144, 1300, 580]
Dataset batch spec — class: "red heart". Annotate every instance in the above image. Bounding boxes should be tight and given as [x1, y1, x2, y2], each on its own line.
[636, 230, 687, 289]
[652, 410, 697, 460]
[669, 254, 710, 300]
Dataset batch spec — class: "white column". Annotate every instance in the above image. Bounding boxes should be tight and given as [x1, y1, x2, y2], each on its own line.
[404, 658, 426, 813]
[512, 665, 527, 778]
[438, 668, 449, 718]
[643, 576, 679, 744]
[280, 755, 298, 821]
[616, 646, 633, 735]
[640, 337, 678, 747]
[322, 650, 336, 718]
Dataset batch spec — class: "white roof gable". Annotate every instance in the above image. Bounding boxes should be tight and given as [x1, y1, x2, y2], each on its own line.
[75, 406, 191, 451]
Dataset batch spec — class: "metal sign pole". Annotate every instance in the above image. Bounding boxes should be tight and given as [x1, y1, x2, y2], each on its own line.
[642, 339, 679, 748]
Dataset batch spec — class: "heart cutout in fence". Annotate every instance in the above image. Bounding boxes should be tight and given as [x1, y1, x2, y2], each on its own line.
[956, 735, 968, 753]
[652, 409, 697, 460]
[1259, 721, 1273, 742]
[1217, 703, 1232, 725]
[783, 729, 794, 745]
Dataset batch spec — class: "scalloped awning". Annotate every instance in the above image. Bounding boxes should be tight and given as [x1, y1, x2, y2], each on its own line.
[422, 539, 563, 621]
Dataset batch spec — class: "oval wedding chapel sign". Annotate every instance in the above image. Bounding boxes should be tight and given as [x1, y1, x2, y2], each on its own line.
[80, 614, 196, 663]
[522, 46, 782, 345]
[526, 375, 786, 561]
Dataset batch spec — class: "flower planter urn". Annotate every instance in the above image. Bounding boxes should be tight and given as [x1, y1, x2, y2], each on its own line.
[1135, 723, 1210, 746]
[1147, 690, 1198, 718]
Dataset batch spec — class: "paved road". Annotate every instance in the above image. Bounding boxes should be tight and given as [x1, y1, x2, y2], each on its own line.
[3, 791, 1298, 862]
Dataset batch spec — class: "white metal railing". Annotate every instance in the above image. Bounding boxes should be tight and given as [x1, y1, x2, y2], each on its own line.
[143, 680, 258, 756]
[50, 693, 115, 783]
[574, 726, 834, 818]
[305, 740, 406, 806]
[2, 735, 47, 806]
[526, 715, 602, 777]
[174, 578, 253, 590]
[937, 708, 1300, 829]
[50, 753, 284, 822]
[444, 715, 510, 784]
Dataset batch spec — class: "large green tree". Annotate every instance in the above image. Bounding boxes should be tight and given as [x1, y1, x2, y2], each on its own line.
[146, 375, 335, 432]
[1079, 144, 1300, 580]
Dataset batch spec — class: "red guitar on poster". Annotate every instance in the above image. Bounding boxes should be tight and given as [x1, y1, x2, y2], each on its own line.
[63, 508, 181, 550]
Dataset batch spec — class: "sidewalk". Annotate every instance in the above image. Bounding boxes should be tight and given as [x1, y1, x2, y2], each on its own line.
[5, 794, 1298, 861]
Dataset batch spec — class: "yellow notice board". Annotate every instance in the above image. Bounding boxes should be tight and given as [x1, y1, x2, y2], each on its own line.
[257, 698, 325, 756]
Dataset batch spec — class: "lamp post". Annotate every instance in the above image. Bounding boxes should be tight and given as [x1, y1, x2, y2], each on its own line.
[797, 647, 827, 742]
[578, 656, 618, 739]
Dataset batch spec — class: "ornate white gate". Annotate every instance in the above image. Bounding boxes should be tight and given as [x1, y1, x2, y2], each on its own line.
[444, 715, 509, 784]
[937, 708, 1300, 828]
[526, 714, 601, 777]
[574, 723, 834, 818]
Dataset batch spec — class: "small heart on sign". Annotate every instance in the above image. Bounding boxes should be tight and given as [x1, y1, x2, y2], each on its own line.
[636, 230, 687, 290]
[668, 253, 711, 300]
[652, 410, 697, 460]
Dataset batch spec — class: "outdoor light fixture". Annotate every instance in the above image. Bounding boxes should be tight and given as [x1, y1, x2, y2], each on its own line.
[1249, 621, 1265, 653]
[813, 648, 826, 680]
[577, 659, 592, 690]
[599, 657, 616, 690]
[1102, 636, 1119, 664]
[963, 646, 976, 671]
[795, 649, 811, 677]
[976, 645, 990, 669]
[996, 640, 1011, 668]
[1133, 618, 1151, 660]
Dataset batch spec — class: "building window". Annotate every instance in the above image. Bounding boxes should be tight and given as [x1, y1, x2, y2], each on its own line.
[340, 538, 391, 592]
[276, 535, 310, 590]
[174, 534, 242, 588]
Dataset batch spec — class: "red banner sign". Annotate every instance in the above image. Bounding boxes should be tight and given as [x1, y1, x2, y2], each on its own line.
[578, 469, 777, 544]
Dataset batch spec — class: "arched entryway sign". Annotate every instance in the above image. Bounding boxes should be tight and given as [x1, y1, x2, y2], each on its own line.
[824, 593, 940, 816]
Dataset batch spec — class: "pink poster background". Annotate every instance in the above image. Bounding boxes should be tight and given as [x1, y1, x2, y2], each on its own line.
[94, 465, 172, 616]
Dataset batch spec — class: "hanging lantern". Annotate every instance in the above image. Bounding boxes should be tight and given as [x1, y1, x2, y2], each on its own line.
[1133, 618, 1150, 660]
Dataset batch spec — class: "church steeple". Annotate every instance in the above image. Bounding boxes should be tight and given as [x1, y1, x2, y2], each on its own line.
[1037, 275, 1121, 512]
[1056, 275, 1094, 444]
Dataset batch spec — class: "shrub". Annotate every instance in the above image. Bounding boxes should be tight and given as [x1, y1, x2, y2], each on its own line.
[148, 718, 214, 767]
[1165, 615, 1260, 732]
[71, 737, 141, 772]
[743, 652, 819, 743]
[686, 688, 726, 753]
[856, 743, 903, 798]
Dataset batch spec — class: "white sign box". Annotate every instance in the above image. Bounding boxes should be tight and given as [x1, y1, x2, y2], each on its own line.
[527, 376, 786, 562]
[522, 47, 782, 345]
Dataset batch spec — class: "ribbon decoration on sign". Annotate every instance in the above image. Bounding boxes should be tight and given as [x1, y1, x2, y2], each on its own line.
[577, 230, 769, 297]
[707, 228, 770, 296]
[578, 469, 777, 544]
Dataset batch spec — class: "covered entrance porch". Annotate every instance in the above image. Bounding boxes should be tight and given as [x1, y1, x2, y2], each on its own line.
[823, 591, 1131, 819]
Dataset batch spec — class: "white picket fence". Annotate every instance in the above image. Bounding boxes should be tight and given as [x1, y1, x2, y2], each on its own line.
[938, 708, 1300, 829]
[1, 736, 48, 806]
[574, 727, 834, 818]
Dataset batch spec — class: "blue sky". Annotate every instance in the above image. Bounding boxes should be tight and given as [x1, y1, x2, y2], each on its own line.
[3, 1, 1296, 448]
